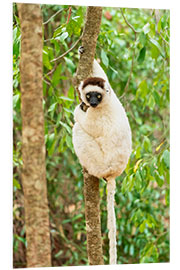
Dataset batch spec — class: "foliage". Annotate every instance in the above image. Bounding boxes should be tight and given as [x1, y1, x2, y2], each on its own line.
[13, 4, 169, 267]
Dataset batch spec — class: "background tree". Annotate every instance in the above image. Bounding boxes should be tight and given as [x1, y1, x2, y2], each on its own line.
[13, 4, 169, 267]
[16, 3, 51, 267]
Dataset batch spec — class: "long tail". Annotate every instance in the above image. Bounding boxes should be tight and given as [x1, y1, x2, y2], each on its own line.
[107, 177, 117, 265]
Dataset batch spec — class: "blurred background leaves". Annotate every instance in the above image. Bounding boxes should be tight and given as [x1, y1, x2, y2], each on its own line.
[13, 4, 169, 267]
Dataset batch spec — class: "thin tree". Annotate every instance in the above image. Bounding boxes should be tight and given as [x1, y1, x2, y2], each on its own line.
[17, 4, 51, 267]
[74, 6, 104, 265]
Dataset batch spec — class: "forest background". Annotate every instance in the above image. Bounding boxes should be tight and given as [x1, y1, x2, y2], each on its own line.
[13, 3, 170, 268]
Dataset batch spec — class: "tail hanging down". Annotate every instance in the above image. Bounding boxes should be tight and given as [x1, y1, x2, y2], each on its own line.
[107, 177, 117, 264]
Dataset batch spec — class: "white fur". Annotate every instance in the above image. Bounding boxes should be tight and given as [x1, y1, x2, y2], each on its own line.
[72, 59, 132, 264]
[73, 60, 132, 180]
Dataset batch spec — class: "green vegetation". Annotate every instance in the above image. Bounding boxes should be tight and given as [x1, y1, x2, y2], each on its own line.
[13, 4, 169, 267]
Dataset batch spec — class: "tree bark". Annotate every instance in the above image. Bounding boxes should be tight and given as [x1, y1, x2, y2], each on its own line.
[17, 3, 51, 267]
[74, 6, 104, 265]
[74, 6, 103, 101]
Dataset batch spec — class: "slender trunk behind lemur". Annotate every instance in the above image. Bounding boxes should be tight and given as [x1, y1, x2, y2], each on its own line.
[74, 6, 104, 265]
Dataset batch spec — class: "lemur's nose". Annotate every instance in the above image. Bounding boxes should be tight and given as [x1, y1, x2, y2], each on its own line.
[90, 103, 98, 107]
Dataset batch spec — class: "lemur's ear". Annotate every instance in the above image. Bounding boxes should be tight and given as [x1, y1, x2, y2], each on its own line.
[104, 81, 111, 94]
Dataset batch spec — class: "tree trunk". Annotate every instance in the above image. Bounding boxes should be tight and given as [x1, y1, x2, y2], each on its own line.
[74, 6, 104, 265]
[17, 3, 51, 267]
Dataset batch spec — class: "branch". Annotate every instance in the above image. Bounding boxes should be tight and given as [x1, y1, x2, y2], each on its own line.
[43, 8, 64, 25]
[120, 9, 137, 95]
[66, 7, 72, 24]
[50, 33, 83, 62]
[120, 8, 137, 39]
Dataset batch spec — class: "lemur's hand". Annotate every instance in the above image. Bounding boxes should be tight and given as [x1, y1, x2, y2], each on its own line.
[78, 46, 85, 55]
[80, 102, 89, 112]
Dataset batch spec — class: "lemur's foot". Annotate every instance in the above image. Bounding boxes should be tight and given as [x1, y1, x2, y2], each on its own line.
[78, 46, 85, 55]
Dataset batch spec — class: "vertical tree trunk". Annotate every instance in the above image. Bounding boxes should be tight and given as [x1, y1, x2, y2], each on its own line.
[17, 4, 51, 267]
[74, 6, 104, 265]
[83, 169, 104, 265]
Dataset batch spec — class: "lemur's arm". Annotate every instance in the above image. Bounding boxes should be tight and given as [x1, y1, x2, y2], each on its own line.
[74, 104, 88, 128]
[74, 104, 102, 138]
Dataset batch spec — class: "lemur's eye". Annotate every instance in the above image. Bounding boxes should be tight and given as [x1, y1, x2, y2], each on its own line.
[86, 94, 90, 99]
[97, 94, 102, 99]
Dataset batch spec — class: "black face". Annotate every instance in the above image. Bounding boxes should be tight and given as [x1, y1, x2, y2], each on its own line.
[86, 91, 102, 107]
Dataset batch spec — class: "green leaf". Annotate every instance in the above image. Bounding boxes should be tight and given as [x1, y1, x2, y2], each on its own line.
[161, 13, 168, 30]
[149, 23, 156, 38]
[101, 49, 109, 68]
[143, 136, 151, 152]
[124, 244, 129, 254]
[155, 171, 164, 187]
[162, 149, 170, 169]
[157, 17, 162, 33]
[140, 242, 159, 263]
[64, 107, 74, 115]
[66, 134, 73, 151]
[58, 135, 66, 153]
[147, 214, 157, 227]
[121, 176, 128, 194]
[59, 121, 72, 134]
[13, 94, 20, 109]
[55, 250, 63, 258]
[58, 96, 74, 102]
[143, 23, 150, 34]
[153, 91, 160, 106]
[135, 146, 141, 159]
[48, 102, 57, 113]
[149, 38, 164, 58]
[72, 213, 83, 221]
[139, 220, 146, 233]
[137, 47, 146, 64]
[52, 63, 62, 87]
[72, 16, 81, 21]
[55, 32, 68, 42]
[53, 24, 65, 38]
[64, 57, 76, 72]
[148, 95, 155, 110]
[43, 50, 53, 70]
[66, 9, 83, 37]
[129, 244, 134, 256]
[150, 43, 159, 59]
[165, 188, 170, 206]
[139, 32, 147, 46]
[13, 26, 21, 57]
[135, 170, 142, 191]
[136, 80, 148, 99]
[128, 174, 135, 191]
[46, 133, 55, 150]
[15, 235, 26, 245]
[13, 178, 21, 189]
